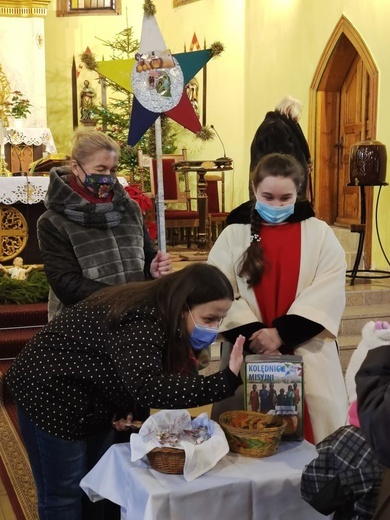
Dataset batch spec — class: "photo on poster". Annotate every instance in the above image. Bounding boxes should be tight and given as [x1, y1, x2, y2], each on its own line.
[244, 355, 304, 440]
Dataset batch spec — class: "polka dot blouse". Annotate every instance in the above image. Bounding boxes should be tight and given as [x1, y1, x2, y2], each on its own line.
[5, 300, 240, 440]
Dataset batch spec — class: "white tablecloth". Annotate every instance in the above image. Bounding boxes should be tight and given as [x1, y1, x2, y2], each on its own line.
[0, 176, 129, 205]
[80, 441, 330, 520]
[4, 127, 57, 154]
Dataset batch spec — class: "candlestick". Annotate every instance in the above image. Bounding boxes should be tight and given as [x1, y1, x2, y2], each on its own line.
[137, 147, 143, 166]
[0, 119, 11, 177]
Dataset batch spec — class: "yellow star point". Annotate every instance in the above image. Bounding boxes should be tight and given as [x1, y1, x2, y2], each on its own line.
[95, 59, 135, 93]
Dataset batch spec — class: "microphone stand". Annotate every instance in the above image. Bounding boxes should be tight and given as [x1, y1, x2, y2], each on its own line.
[210, 125, 233, 167]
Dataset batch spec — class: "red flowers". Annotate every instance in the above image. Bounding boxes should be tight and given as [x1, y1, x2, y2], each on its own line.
[125, 184, 152, 212]
[124, 184, 157, 240]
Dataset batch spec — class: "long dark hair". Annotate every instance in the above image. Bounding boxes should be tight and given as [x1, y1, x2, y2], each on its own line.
[238, 153, 305, 287]
[86, 263, 234, 372]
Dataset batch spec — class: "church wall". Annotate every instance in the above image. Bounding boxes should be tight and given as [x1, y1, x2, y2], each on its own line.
[41, 0, 390, 267]
[0, 17, 47, 127]
[243, 0, 390, 269]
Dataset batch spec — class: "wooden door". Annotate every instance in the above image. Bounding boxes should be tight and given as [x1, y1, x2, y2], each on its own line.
[309, 17, 378, 268]
[336, 56, 369, 225]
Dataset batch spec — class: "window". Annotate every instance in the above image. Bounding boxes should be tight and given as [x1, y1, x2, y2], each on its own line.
[57, 0, 121, 16]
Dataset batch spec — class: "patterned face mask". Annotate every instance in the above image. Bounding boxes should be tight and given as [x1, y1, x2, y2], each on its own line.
[82, 173, 116, 199]
[78, 162, 117, 199]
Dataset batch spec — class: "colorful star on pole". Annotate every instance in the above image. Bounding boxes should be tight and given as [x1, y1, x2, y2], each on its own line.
[92, 3, 219, 147]
[89, 0, 223, 252]
[127, 9, 214, 146]
[128, 49, 211, 145]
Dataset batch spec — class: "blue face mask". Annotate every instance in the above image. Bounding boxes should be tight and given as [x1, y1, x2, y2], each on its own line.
[255, 200, 295, 224]
[188, 310, 219, 351]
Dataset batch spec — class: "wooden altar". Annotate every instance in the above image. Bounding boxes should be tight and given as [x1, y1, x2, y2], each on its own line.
[3, 127, 57, 173]
[0, 176, 128, 264]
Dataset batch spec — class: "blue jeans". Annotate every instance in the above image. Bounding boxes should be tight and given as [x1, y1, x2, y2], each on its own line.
[17, 405, 114, 520]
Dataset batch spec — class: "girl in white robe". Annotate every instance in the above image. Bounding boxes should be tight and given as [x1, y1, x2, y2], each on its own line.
[208, 153, 348, 444]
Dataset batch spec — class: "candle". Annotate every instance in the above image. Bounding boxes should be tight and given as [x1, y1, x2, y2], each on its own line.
[137, 147, 143, 166]
[0, 119, 4, 158]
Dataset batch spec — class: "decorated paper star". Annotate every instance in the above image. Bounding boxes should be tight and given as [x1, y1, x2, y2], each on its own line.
[128, 52, 211, 145]
[95, 59, 135, 92]
[93, 7, 216, 146]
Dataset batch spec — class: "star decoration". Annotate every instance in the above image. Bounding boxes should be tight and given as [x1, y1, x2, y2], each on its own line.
[93, 8, 216, 146]
[95, 59, 135, 92]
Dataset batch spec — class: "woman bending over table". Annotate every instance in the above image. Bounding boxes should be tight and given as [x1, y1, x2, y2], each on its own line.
[5, 263, 244, 520]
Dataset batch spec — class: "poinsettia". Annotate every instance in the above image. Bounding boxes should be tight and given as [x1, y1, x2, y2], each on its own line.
[125, 184, 152, 212]
[124, 184, 157, 240]
[145, 220, 157, 241]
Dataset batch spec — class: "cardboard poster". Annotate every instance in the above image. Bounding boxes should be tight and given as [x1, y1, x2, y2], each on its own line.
[244, 355, 304, 441]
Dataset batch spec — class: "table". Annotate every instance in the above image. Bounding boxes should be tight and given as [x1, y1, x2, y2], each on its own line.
[5, 127, 57, 154]
[0, 176, 128, 262]
[0, 176, 128, 205]
[346, 182, 390, 285]
[3, 127, 57, 174]
[0, 176, 52, 205]
[80, 441, 330, 520]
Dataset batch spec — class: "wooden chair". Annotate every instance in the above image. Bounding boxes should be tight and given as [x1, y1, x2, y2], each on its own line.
[205, 172, 228, 242]
[138, 150, 199, 247]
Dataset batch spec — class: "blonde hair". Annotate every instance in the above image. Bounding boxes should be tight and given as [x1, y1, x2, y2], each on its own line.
[71, 128, 120, 165]
[275, 95, 302, 122]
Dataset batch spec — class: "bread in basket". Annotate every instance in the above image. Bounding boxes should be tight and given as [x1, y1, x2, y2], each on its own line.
[219, 410, 287, 458]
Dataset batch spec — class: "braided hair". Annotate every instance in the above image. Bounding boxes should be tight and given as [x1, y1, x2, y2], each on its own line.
[237, 153, 305, 287]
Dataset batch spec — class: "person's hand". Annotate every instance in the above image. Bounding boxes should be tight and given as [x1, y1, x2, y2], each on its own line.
[228, 334, 245, 376]
[150, 251, 172, 278]
[249, 328, 282, 355]
[111, 413, 143, 432]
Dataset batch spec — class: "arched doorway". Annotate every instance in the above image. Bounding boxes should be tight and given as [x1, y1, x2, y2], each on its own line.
[308, 16, 378, 267]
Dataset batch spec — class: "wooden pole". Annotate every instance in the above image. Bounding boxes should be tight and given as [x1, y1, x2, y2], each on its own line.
[71, 57, 78, 130]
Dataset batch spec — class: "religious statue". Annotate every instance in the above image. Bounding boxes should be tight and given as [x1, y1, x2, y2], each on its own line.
[0, 256, 38, 281]
[79, 79, 96, 124]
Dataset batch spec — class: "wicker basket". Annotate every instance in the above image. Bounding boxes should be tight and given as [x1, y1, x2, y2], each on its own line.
[219, 411, 287, 458]
[147, 447, 185, 474]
